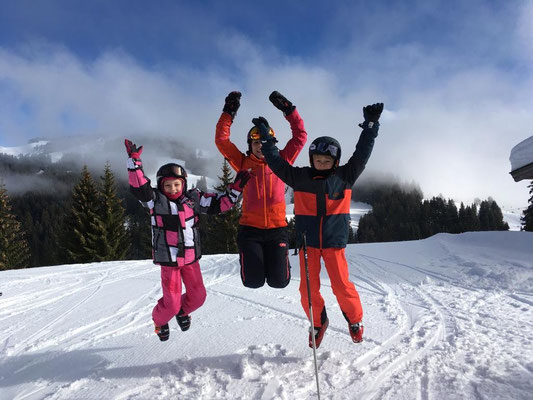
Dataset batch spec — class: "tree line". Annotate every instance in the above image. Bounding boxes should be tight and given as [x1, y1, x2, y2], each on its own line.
[0, 159, 239, 270]
[356, 184, 513, 243]
[1, 158, 532, 271]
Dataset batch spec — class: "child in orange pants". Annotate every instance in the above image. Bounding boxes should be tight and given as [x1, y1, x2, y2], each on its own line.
[257, 102, 383, 347]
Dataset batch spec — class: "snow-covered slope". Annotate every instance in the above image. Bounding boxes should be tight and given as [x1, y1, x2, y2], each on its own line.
[503, 208, 526, 231]
[1, 232, 532, 399]
[0, 141, 49, 157]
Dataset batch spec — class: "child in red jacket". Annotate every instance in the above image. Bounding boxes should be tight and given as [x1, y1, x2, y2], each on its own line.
[215, 91, 307, 289]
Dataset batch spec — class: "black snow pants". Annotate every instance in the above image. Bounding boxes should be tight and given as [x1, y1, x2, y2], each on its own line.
[237, 225, 291, 289]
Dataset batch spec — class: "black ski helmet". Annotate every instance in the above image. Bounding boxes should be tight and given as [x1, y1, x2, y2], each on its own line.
[309, 136, 341, 168]
[156, 163, 188, 192]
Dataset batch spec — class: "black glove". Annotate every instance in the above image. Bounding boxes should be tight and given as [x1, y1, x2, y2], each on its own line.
[363, 103, 384, 123]
[269, 91, 295, 116]
[252, 116, 277, 144]
[223, 91, 241, 120]
[233, 169, 252, 189]
[124, 139, 143, 158]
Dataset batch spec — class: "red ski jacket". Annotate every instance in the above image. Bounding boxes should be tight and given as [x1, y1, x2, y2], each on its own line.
[215, 110, 307, 229]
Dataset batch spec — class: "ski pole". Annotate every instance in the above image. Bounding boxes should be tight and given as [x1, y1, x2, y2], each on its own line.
[303, 232, 321, 399]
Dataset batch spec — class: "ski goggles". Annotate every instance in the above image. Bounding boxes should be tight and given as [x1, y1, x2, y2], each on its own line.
[248, 126, 276, 141]
[309, 142, 339, 158]
[157, 164, 187, 180]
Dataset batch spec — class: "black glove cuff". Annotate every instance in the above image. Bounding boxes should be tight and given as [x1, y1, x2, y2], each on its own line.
[283, 105, 296, 116]
[223, 108, 237, 120]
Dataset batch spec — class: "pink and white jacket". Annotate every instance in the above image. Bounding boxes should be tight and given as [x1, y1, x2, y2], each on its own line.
[127, 157, 243, 267]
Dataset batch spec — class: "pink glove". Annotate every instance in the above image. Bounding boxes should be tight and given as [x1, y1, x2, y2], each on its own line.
[125, 139, 143, 159]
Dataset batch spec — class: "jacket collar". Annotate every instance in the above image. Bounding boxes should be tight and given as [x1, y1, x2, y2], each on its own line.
[249, 153, 266, 164]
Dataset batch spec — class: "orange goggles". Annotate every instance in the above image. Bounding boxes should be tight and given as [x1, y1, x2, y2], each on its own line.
[248, 126, 275, 141]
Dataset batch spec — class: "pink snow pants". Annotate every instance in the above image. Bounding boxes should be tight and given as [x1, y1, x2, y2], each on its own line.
[152, 261, 207, 326]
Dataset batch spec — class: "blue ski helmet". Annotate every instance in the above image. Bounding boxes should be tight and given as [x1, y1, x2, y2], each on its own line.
[309, 136, 341, 168]
[156, 163, 188, 192]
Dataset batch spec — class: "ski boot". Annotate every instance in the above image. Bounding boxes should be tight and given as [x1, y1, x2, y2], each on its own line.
[154, 323, 170, 341]
[309, 318, 329, 349]
[349, 322, 364, 343]
[176, 310, 191, 332]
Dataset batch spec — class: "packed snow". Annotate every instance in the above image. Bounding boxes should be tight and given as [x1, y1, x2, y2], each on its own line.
[1, 231, 532, 400]
[510, 135, 533, 171]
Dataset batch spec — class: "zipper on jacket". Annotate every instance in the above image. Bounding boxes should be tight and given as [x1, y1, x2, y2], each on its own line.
[319, 216, 324, 249]
[262, 164, 268, 227]
[154, 228, 161, 255]
[254, 171, 261, 200]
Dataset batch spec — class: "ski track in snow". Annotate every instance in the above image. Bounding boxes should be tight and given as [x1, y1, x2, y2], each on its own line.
[0, 233, 532, 399]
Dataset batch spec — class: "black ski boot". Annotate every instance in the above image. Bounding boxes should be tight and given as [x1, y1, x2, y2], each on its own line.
[154, 323, 170, 341]
[176, 310, 191, 332]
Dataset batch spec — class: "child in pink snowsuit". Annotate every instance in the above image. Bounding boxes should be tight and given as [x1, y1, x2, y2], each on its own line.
[125, 139, 250, 341]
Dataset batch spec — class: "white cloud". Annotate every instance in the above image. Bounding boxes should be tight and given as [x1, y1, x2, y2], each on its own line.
[517, 0, 533, 61]
[1, 3, 532, 209]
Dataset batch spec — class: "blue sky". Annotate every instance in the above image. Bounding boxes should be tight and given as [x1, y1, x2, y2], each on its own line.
[0, 0, 532, 208]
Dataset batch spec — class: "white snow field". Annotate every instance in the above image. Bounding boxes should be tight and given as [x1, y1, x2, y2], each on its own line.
[1, 231, 532, 400]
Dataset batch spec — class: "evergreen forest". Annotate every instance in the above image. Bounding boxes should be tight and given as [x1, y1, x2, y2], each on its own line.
[1, 152, 531, 271]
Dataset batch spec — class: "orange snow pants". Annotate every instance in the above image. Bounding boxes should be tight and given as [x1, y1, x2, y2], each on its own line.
[299, 247, 363, 327]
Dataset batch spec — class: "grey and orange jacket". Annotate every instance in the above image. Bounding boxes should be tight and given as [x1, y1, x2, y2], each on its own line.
[261, 122, 379, 248]
[215, 109, 307, 229]
[127, 156, 243, 267]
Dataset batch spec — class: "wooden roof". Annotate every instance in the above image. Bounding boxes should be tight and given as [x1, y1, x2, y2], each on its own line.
[510, 162, 533, 182]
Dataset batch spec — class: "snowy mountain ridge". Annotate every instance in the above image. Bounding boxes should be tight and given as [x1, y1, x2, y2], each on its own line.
[1, 231, 531, 399]
[0, 138, 527, 230]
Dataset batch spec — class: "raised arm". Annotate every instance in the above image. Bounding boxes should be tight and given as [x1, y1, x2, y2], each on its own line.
[269, 91, 307, 164]
[337, 103, 384, 184]
[195, 170, 251, 214]
[125, 139, 155, 205]
[215, 91, 246, 171]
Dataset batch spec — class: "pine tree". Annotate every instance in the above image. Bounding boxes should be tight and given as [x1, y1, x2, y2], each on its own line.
[11, 191, 70, 267]
[489, 200, 509, 231]
[446, 200, 460, 233]
[96, 163, 130, 261]
[200, 159, 241, 254]
[347, 224, 356, 244]
[286, 217, 297, 249]
[458, 202, 467, 232]
[63, 166, 106, 263]
[464, 204, 480, 232]
[478, 200, 493, 231]
[0, 181, 30, 270]
[521, 181, 533, 231]
[196, 176, 208, 192]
